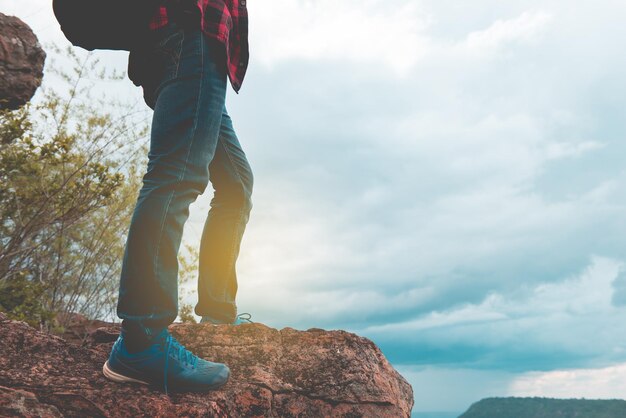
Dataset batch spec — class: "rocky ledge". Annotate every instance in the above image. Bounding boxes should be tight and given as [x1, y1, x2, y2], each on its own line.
[0, 312, 413, 417]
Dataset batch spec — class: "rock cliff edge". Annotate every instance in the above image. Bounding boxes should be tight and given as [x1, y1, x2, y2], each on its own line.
[0, 312, 414, 417]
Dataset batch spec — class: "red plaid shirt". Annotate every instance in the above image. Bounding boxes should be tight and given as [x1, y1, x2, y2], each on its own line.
[149, 0, 249, 93]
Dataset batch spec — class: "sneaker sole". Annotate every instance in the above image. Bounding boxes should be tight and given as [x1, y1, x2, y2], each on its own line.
[102, 360, 230, 392]
[103, 360, 151, 386]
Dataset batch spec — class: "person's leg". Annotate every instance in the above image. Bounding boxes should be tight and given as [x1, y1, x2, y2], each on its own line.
[195, 107, 253, 324]
[117, 23, 228, 341]
[106, 24, 231, 393]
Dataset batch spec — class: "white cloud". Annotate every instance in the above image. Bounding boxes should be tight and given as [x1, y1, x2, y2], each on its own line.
[357, 256, 626, 372]
[463, 10, 553, 54]
[250, 3, 554, 76]
[249, 0, 431, 74]
[362, 256, 621, 333]
[509, 363, 626, 399]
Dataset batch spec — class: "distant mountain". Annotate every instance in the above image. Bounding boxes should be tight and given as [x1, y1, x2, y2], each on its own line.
[459, 397, 626, 418]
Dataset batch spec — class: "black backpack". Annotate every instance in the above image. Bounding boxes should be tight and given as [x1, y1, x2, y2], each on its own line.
[52, 0, 162, 51]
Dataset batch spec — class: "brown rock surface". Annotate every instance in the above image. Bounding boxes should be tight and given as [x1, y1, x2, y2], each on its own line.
[0, 312, 414, 417]
[0, 13, 46, 110]
[0, 386, 63, 418]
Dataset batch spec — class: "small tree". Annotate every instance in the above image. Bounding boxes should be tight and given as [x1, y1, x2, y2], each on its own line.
[0, 45, 150, 329]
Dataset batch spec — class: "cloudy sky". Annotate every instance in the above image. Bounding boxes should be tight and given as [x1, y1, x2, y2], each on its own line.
[3, 0, 626, 415]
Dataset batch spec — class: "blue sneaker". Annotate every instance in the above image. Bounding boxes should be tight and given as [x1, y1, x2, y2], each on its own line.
[102, 329, 229, 394]
[200, 312, 253, 325]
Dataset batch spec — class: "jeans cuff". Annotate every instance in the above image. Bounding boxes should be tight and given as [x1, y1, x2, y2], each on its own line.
[194, 300, 237, 323]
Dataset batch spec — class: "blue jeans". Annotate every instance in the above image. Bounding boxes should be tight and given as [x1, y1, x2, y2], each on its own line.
[118, 23, 253, 332]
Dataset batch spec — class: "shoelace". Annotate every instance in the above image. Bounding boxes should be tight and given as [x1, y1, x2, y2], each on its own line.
[163, 334, 198, 395]
[236, 312, 253, 323]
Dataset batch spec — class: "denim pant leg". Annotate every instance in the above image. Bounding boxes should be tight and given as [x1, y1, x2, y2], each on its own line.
[117, 25, 228, 332]
[195, 107, 253, 323]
